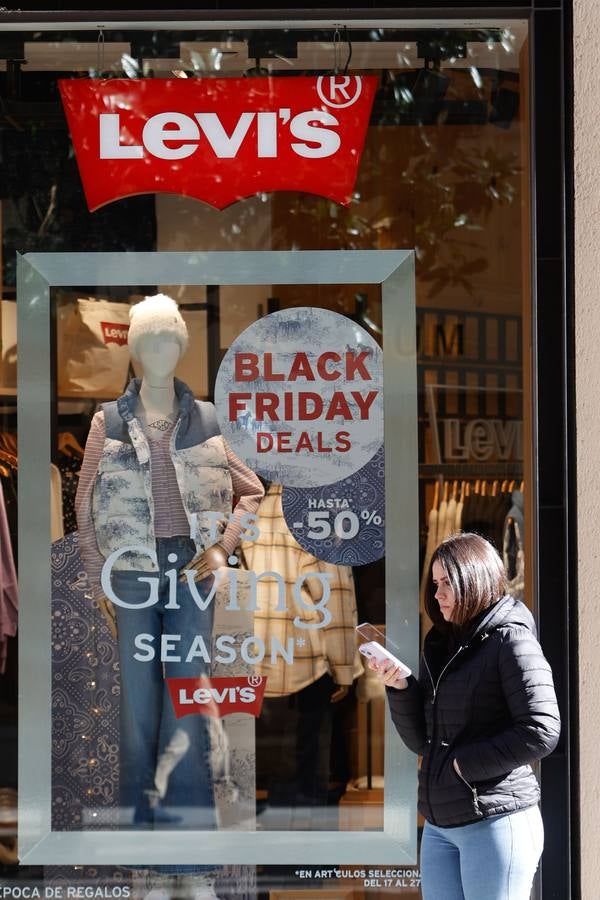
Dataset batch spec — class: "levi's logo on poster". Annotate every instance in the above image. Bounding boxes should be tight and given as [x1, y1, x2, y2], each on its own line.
[58, 75, 377, 211]
[168, 675, 267, 719]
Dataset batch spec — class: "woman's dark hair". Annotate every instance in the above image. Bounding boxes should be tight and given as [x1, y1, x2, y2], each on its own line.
[425, 532, 507, 630]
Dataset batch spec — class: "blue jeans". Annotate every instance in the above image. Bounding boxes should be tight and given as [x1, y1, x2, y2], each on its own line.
[112, 536, 215, 832]
[421, 806, 544, 900]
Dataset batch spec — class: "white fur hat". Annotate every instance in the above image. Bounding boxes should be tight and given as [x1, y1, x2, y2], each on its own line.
[128, 293, 189, 360]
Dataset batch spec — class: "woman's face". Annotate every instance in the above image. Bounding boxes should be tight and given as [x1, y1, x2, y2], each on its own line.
[432, 559, 457, 622]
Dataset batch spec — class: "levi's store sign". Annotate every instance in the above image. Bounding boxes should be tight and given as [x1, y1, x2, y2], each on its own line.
[58, 75, 378, 211]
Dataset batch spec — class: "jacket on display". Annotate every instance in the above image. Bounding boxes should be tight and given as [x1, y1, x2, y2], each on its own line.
[387, 594, 561, 828]
[92, 377, 233, 572]
[240, 483, 362, 696]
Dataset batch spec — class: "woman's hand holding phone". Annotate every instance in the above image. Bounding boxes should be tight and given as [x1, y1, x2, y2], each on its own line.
[356, 626, 411, 690]
[367, 656, 409, 690]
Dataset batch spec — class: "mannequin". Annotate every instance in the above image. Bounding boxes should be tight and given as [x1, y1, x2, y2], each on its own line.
[96, 329, 227, 635]
[75, 294, 264, 842]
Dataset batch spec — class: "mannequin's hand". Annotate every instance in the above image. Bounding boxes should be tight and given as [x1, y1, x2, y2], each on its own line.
[179, 544, 228, 583]
[96, 593, 117, 639]
[331, 684, 350, 703]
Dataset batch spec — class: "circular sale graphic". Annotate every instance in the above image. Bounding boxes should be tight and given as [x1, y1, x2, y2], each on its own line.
[281, 445, 385, 565]
[214, 307, 383, 487]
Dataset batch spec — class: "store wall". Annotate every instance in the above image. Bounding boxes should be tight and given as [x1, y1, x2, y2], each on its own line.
[574, 1, 600, 894]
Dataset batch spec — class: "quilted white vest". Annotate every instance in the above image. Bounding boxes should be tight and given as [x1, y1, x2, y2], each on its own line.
[92, 378, 233, 572]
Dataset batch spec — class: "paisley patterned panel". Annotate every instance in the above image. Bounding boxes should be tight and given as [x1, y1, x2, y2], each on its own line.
[51, 531, 120, 831]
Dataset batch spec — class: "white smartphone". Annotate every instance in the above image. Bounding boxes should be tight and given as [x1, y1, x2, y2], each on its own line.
[356, 623, 412, 678]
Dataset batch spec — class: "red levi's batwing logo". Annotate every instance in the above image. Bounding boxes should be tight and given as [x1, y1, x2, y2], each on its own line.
[167, 675, 267, 719]
[101, 322, 129, 346]
[58, 76, 377, 211]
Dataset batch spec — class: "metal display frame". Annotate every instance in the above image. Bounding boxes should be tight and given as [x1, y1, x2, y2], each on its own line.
[16, 248, 418, 866]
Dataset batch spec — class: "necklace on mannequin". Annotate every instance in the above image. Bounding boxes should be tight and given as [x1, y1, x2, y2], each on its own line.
[137, 407, 177, 433]
[146, 417, 175, 432]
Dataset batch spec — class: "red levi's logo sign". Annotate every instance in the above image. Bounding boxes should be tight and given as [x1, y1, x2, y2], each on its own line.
[101, 321, 129, 346]
[58, 76, 377, 211]
[167, 675, 267, 719]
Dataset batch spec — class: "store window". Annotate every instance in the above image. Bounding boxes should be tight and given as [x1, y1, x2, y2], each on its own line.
[0, 15, 534, 900]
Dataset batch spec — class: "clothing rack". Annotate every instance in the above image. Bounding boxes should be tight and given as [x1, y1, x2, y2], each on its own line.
[419, 463, 523, 478]
[419, 475, 526, 611]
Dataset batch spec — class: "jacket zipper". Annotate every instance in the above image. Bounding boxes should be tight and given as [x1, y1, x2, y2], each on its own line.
[454, 766, 483, 817]
[424, 645, 464, 702]
[422, 645, 465, 826]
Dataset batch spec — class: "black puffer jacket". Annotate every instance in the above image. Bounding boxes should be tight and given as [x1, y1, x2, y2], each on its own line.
[387, 595, 561, 827]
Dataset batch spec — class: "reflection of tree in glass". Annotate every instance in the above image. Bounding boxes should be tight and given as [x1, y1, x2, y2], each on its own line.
[268, 119, 521, 304]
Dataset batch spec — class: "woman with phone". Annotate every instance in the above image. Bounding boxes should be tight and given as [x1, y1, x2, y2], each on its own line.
[369, 532, 560, 900]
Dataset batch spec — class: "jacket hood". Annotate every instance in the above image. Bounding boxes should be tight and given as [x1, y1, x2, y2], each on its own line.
[462, 594, 537, 644]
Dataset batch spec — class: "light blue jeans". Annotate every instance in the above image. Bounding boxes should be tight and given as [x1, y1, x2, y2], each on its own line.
[421, 806, 544, 900]
[112, 536, 215, 831]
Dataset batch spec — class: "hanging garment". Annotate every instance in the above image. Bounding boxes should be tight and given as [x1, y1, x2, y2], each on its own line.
[503, 490, 525, 601]
[0, 469, 17, 557]
[50, 464, 64, 543]
[240, 483, 362, 698]
[0, 481, 18, 673]
[461, 492, 511, 552]
[419, 502, 439, 611]
[439, 496, 457, 542]
[460, 492, 481, 536]
[454, 493, 464, 532]
[490, 491, 513, 553]
[57, 451, 81, 535]
[436, 494, 448, 546]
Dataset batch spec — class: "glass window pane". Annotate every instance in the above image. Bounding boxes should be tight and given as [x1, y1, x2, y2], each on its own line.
[0, 14, 535, 899]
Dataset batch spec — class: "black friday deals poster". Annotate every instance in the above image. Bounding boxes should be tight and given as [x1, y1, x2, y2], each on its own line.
[214, 307, 385, 567]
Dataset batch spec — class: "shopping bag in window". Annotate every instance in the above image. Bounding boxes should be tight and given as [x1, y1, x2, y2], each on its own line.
[58, 297, 132, 398]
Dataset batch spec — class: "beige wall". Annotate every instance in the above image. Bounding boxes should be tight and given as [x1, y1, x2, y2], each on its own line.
[574, 1, 600, 895]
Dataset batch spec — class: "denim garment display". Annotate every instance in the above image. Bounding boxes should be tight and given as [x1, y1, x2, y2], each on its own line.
[111, 536, 215, 832]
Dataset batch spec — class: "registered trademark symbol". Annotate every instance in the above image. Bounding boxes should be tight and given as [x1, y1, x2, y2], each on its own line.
[248, 674, 262, 687]
[317, 75, 363, 108]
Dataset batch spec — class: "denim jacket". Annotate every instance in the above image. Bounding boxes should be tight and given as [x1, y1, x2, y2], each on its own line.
[91, 378, 233, 572]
